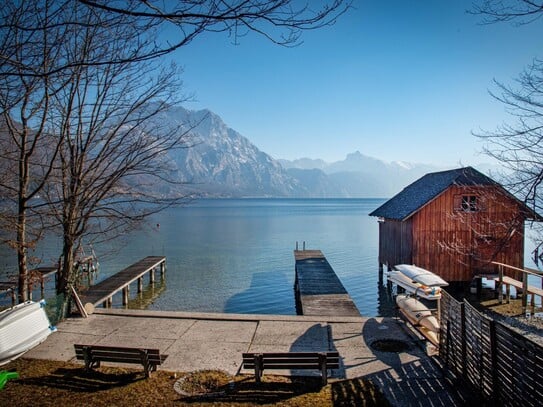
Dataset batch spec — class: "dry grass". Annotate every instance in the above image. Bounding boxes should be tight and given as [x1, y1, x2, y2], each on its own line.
[0, 358, 390, 406]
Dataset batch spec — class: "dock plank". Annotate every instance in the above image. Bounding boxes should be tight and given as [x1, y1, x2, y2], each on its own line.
[80, 256, 165, 308]
[294, 250, 360, 317]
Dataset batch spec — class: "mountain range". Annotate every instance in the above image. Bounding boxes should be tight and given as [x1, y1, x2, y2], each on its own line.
[154, 105, 490, 198]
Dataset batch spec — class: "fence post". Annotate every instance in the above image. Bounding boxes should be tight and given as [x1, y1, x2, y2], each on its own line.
[489, 319, 498, 403]
[461, 302, 467, 379]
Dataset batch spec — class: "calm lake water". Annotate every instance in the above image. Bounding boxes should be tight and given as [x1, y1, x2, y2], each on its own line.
[1, 198, 541, 315]
[0, 198, 400, 316]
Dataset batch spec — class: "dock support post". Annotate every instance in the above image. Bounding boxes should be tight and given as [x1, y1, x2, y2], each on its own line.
[138, 277, 143, 293]
[522, 271, 528, 315]
[497, 265, 504, 304]
[103, 297, 112, 308]
[40, 278, 45, 299]
[378, 262, 383, 285]
[160, 261, 165, 279]
[122, 286, 129, 306]
[150, 268, 155, 284]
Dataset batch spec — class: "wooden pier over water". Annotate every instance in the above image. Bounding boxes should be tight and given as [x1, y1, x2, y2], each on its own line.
[79, 256, 165, 314]
[294, 249, 360, 317]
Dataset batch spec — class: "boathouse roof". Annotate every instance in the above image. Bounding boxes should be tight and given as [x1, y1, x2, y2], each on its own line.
[369, 166, 530, 221]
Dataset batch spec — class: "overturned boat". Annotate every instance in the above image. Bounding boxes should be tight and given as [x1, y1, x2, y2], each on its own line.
[0, 300, 56, 365]
[387, 270, 443, 300]
[394, 264, 449, 288]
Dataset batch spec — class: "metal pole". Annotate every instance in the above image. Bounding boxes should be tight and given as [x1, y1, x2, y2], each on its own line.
[522, 270, 528, 315]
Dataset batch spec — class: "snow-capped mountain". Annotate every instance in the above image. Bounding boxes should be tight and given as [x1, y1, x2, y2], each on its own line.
[146, 105, 492, 198]
[279, 151, 441, 197]
[154, 106, 306, 197]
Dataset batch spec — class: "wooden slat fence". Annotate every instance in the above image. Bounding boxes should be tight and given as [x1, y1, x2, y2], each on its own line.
[439, 291, 543, 405]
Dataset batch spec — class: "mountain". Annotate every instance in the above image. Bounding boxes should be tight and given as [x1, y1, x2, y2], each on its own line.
[143, 105, 494, 198]
[153, 106, 307, 197]
[279, 151, 442, 197]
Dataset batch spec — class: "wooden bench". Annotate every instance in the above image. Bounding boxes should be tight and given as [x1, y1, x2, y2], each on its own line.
[74, 344, 167, 378]
[242, 351, 340, 385]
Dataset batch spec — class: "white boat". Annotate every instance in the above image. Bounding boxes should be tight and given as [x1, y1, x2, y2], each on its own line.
[0, 300, 57, 365]
[396, 294, 439, 345]
[387, 270, 443, 300]
[394, 264, 449, 287]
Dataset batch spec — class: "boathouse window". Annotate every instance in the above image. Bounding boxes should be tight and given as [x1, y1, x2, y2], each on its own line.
[458, 195, 478, 212]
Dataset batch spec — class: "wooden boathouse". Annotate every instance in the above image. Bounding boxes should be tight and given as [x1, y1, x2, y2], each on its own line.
[294, 249, 360, 316]
[370, 167, 540, 282]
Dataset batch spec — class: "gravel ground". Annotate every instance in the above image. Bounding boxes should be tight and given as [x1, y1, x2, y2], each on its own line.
[477, 298, 543, 346]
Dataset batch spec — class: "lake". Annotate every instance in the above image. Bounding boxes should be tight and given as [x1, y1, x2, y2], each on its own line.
[0, 198, 399, 316]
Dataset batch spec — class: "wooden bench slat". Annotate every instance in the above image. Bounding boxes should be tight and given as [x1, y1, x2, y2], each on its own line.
[243, 363, 340, 370]
[74, 344, 167, 378]
[242, 352, 339, 358]
[241, 351, 340, 385]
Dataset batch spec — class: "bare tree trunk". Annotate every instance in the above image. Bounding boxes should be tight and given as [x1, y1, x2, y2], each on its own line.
[16, 206, 27, 303]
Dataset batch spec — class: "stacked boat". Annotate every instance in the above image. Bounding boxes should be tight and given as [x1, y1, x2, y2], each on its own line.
[387, 264, 449, 346]
[0, 300, 56, 365]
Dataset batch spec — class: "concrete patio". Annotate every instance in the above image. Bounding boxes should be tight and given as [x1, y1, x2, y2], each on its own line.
[26, 308, 475, 406]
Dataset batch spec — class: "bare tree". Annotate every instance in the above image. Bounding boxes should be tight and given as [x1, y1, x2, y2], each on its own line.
[79, 1, 352, 49]
[41, 10, 194, 310]
[476, 62, 543, 218]
[472, 1, 543, 232]
[471, 0, 543, 24]
[0, 0, 352, 308]
[0, 1, 351, 78]
[0, 1, 71, 301]
[0, 1, 192, 306]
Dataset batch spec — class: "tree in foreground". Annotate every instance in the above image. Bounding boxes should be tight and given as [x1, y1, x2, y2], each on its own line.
[472, 1, 543, 241]
[0, 1, 192, 306]
[0, 0, 352, 307]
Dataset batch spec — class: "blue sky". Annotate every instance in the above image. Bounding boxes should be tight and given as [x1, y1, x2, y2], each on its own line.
[170, 1, 543, 166]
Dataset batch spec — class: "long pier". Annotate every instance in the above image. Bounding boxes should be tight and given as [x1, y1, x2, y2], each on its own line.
[79, 256, 165, 314]
[294, 249, 360, 317]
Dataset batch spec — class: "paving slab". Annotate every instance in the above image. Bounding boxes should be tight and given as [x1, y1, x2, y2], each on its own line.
[180, 320, 257, 343]
[24, 309, 472, 406]
[25, 331, 104, 361]
[251, 321, 330, 349]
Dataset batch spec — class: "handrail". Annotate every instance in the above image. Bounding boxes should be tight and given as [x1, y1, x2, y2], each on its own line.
[491, 261, 543, 314]
[491, 261, 543, 277]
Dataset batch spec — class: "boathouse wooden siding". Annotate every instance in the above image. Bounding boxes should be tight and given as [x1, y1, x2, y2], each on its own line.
[377, 218, 412, 266]
[410, 185, 525, 281]
[371, 167, 537, 282]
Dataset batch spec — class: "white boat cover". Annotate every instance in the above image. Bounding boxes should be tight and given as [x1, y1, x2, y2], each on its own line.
[394, 264, 449, 287]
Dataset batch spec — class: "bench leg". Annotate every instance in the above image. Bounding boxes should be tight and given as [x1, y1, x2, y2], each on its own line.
[82, 346, 99, 371]
[319, 353, 328, 386]
[140, 350, 151, 378]
[82, 347, 91, 371]
[253, 354, 263, 383]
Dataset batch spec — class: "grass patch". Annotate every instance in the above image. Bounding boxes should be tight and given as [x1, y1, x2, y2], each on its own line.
[0, 358, 390, 406]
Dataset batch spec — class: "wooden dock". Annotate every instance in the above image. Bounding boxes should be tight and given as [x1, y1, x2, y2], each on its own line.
[79, 256, 165, 314]
[294, 249, 360, 317]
